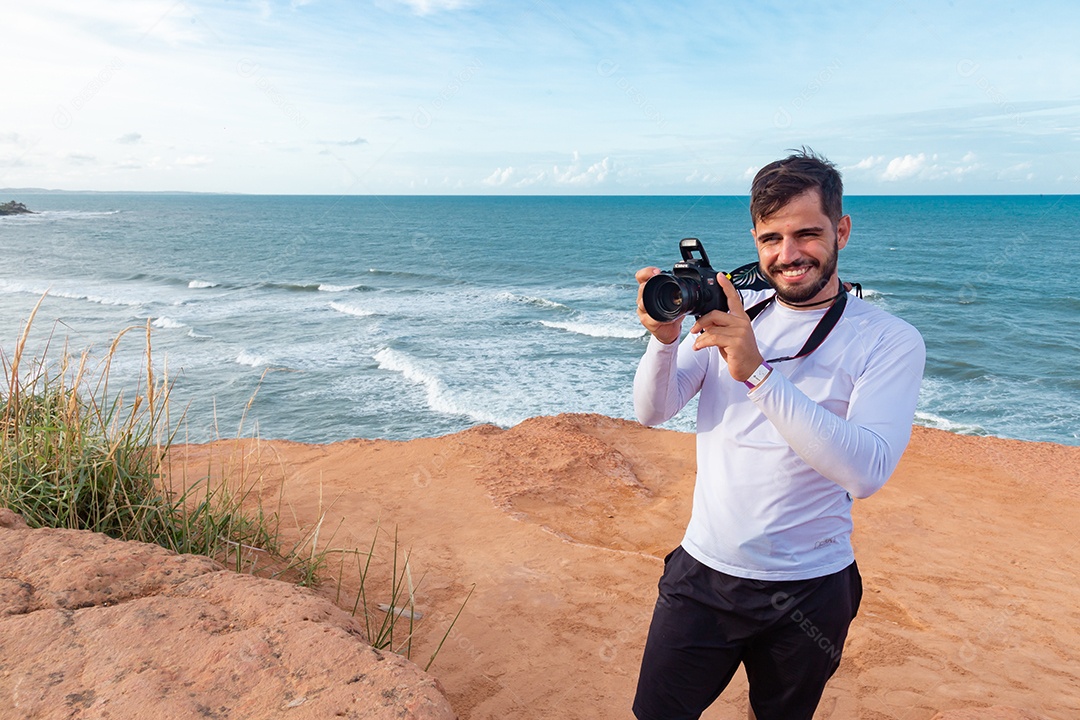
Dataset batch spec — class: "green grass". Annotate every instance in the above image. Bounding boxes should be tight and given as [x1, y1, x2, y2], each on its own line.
[328, 525, 474, 671]
[0, 297, 306, 575]
[1, 297, 469, 669]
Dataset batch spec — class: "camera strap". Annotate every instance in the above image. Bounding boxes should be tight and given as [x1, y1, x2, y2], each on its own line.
[745, 281, 848, 364]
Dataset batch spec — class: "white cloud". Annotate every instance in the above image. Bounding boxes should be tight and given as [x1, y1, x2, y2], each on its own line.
[176, 155, 213, 167]
[553, 152, 612, 186]
[20, 0, 209, 49]
[881, 153, 928, 181]
[951, 157, 979, 177]
[686, 169, 721, 184]
[393, 0, 473, 15]
[253, 0, 273, 20]
[877, 153, 985, 183]
[847, 155, 885, 171]
[515, 171, 546, 188]
[3, 2, 1077, 194]
[0, 154, 30, 168]
[482, 154, 612, 190]
[317, 137, 368, 147]
[482, 166, 514, 186]
[997, 161, 1034, 181]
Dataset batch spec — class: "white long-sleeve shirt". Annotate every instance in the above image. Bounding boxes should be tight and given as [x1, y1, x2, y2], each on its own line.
[634, 290, 925, 581]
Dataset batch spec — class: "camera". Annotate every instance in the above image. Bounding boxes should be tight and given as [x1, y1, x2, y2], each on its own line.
[642, 238, 728, 322]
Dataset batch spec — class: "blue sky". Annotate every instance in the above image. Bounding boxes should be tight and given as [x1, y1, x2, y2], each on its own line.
[3, 0, 1078, 194]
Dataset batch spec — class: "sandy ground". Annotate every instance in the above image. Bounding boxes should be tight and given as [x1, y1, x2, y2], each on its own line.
[169, 415, 1080, 719]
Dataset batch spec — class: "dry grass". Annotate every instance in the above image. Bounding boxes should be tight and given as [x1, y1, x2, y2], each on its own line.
[1, 295, 467, 667]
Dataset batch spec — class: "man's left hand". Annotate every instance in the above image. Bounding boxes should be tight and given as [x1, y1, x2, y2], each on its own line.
[690, 273, 765, 383]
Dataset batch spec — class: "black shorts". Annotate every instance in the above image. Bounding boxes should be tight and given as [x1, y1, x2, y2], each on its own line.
[633, 546, 862, 720]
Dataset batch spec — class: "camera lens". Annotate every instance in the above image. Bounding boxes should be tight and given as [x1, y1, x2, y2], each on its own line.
[642, 274, 698, 322]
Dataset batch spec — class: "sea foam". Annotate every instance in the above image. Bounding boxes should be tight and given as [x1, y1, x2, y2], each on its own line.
[330, 301, 375, 318]
[235, 351, 267, 367]
[374, 348, 515, 426]
[539, 319, 645, 339]
[914, 411, 987, 437]
[495, 291, 571, 311]
[0, 279, 145, 307]
[151, 317, 186, 329]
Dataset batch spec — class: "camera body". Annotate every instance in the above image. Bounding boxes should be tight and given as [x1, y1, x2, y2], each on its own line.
[642, 238, 729, 323]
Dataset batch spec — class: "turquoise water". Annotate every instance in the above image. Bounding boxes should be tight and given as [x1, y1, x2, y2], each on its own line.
[1, 193, 1077, 445]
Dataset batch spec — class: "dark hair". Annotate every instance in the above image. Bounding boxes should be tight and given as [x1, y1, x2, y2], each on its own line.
[750, 147, 843, 226]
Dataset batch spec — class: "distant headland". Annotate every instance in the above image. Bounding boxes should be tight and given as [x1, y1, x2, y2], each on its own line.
[0, 201, 35, 215]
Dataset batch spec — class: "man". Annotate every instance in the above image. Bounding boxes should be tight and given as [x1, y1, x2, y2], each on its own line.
[632, 149, 925, 720]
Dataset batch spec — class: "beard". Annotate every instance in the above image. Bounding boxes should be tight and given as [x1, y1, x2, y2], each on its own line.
[764, 237, 839, 304]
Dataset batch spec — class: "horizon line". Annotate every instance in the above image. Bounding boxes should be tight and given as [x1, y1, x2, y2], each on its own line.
[3, 188, 1076, 199]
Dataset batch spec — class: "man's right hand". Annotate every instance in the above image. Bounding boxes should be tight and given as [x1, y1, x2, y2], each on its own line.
[636, 267, 684, 345]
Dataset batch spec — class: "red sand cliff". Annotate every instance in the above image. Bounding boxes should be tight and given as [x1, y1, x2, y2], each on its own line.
[3, 415, 1076, 719]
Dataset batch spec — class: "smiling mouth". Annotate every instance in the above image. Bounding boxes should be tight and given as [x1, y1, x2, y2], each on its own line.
[772, 262, 817, 281]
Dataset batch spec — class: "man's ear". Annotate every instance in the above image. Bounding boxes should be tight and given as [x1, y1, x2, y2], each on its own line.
[836, 215, 851, 250]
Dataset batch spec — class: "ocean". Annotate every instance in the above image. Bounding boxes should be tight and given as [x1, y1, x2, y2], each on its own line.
[1, 193, 1077, 446]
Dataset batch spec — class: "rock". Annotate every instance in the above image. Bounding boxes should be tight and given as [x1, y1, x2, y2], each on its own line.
[931, 707, 1051, 720]
[0, 200, 34, 215]
[0, 513, 456, 719]
[0, 507, 28, 529]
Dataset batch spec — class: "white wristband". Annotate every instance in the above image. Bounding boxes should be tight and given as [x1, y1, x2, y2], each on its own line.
[744, 361, 773, 390]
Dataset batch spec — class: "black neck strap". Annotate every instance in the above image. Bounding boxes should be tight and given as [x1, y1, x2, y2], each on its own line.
[745, 281, 848, 364]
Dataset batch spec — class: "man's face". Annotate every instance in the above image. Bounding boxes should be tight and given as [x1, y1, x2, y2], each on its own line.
[751, 188, 850, 306]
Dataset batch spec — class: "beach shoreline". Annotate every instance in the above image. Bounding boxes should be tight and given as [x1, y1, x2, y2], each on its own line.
[167, 415, 1079, 719]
